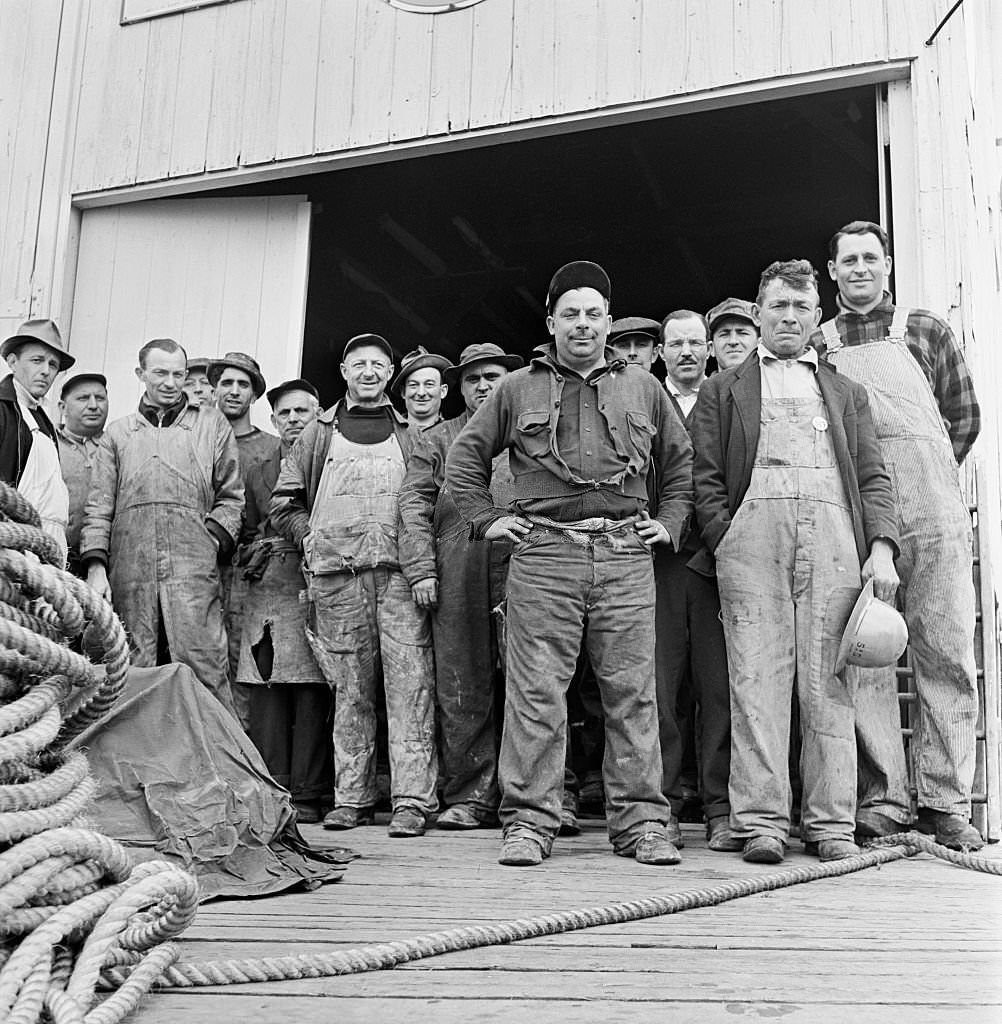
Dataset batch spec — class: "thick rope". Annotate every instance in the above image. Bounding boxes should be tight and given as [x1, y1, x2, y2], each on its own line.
[0, 482, 199, 1024]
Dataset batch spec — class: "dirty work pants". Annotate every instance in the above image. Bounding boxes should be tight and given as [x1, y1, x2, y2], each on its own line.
[717, 489, 861, 844]
[246, 684, 333, 803]
[433, 527, 500, 817]
[500, 527, 669, 848]
[654, 546, 731, 821]
[308, 567, 437, 816]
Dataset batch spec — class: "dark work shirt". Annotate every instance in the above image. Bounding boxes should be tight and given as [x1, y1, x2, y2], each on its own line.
[138, 393, 188, 427]
[335, 403, 395, 444]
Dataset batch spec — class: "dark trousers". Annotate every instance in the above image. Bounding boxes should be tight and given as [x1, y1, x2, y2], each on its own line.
[246, 684, 334, 802]
[654, 548, 731, 821]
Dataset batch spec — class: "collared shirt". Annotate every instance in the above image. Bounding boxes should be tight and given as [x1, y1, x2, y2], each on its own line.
[810, 292, 980, 462]
[757, 342, 821, 401]
[665, 375, 705, 417]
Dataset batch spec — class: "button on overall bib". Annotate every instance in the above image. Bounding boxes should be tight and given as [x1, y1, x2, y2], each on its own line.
[821, 310, 977, 818]
[715, 361, 862, 843]
[304, 431, 436, 815]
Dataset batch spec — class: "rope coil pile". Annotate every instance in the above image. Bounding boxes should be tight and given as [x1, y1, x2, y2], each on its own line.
[0, 481, 199, 1024]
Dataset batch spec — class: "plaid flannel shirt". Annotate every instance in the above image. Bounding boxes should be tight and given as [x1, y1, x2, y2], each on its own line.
[811, 292, 980, 463]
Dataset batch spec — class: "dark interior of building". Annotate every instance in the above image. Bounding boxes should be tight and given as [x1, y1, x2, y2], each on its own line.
[213, 85, 880, 409]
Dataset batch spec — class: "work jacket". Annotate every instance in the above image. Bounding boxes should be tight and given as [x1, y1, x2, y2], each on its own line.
[0, 374, 57, 486]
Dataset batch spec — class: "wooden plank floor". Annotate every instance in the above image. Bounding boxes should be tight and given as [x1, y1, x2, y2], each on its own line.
[133, 817, 1002, 1023]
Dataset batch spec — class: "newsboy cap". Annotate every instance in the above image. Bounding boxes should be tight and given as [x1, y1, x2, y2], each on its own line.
[706, 297, 757, 335]
[2, 319, 75, 372]
[608, 316, 662, 345]
[207, 352, 267, 398]
[546, 261, 611, 312]
[266, 377, 320, 409]
[342, 333, 394, 363]
[60, 372, 107, 401]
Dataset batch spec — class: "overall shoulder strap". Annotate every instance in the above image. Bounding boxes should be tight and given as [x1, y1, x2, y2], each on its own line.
[819, 318, 841, 353]
[888, 307, 910, 342]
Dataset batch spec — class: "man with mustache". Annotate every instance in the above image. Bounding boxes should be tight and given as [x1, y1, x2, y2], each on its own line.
[82, 338, 242, 713]
[446, 261, 694, 867]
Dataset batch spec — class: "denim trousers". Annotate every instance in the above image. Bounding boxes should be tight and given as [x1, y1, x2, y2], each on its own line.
[499, 526, 670, 848]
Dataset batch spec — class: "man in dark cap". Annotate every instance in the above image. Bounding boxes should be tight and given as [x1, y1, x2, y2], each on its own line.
[270, 333, 437, 838]
[707, 298, 759, 371]
[399, 342, 522, 830]
[446, 262, 694, 867]
[82, 338, 242, 713]
[1, 319, 74, 561]
[183, 356, 215, 407]
[208, 352, 279, 707]
[236, 378, 333, 824]
[607, 316, 662, 370]
[393, 346, 451, 431]
[57, 372, 109, 577]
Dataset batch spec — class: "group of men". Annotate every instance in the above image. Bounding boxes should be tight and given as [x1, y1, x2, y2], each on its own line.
[0, 218, 983, 868]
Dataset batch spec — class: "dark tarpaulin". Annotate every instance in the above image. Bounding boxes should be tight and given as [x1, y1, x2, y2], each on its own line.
[68, 664, 353, 900]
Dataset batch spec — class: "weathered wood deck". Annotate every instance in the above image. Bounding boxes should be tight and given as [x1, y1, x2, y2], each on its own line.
[135, 817, 1001, 1023]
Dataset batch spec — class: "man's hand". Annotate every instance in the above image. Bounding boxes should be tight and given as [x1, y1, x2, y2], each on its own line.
[484, 515, 533, 543]
[87, 563, 112, 603]
[411, 577, 439, 610]
[634, 510, 672, 547]
[861, 539, 899, 604]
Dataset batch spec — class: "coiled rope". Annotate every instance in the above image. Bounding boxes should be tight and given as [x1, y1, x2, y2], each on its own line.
[1, 482, 997, 1018]
[0, 481, 199, 1024]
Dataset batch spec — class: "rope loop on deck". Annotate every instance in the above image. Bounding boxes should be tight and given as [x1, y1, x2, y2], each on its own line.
[0, 481, 199, 1024]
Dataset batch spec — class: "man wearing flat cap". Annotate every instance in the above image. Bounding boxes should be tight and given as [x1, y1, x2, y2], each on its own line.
[271, 333, 437, 838]
[57, 372, 109, 577]
[446, 261, 694, 867]
[608, 317, 662, 370]
[183, 356, 214, 408]
[1, 319, 74, 561]
[208, 352, 280, 703]
[707, 298, 759, 371]
[399, 342, 522, 830]
[393, 346, 451, 431]
[237, 378, 333, 824]
[82, 338, 242, 714]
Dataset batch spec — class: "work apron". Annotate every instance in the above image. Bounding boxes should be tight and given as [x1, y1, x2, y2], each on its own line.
[16, 399, 68, 565]
[715, 367, 861, 843]
[820, 310, 977, 817]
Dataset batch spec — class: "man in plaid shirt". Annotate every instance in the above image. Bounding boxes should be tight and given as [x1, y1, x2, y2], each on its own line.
[810, 220, 983, 851]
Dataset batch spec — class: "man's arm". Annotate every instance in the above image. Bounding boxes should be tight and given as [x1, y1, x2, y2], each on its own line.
[79, 431, 119, 599]
[206, 417, 244, 559]
[269, 423, 317, 549]
[927, 315, 980, 463]
[690, 378, 734, 552]
[647, 387, 694, 550]
[398, 433, 441, 604]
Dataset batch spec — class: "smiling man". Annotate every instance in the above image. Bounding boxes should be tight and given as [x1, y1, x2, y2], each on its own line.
[707, 298, 759, 371]
[446, 261, 694, 868]
[81, 338, 242, 713]
[811, 220, 983, 851]
[692, 259, 899, 866]
[392, 346, 451, 431]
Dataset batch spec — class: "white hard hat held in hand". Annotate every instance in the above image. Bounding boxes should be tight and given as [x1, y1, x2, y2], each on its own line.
[835, 579, 909, 674]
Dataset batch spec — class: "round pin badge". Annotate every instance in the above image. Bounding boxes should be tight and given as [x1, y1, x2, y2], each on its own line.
[812, 416, 829, 432]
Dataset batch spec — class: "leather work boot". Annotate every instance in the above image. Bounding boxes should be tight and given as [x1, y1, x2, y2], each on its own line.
[436, 803, 489, 830]
[855, 808, 908, 841]
[742, 835, 785, 864]
[916, 809, 985, 851]
[706, 815, 744, 852]
[498, 826, 551, 867]
[805, 838, 861, 862]
[387, 806, 427, 838]
[666, 813, 685, 849]
[559, 789, 581, 836]
[615, 829, 682, 866]
[322, 805, 375, 830]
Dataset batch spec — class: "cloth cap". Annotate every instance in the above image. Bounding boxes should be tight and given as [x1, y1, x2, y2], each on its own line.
[266, 377, 320, 409]
[60, 372, 107, 400]
[707, 297, 757, 335]
[608, 316, 662, 345]
[207, 352, 267, 397]
[2, 318, 75, 372]
[185, 356, 212, 375]
[443, 343, 524, 387]
[391, 346, 453, 395]
[546, 261, 611, 312]
[342, 333, 394, 363]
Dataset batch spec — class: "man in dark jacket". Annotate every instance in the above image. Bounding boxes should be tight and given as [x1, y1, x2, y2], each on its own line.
[691, 259, 900, 866]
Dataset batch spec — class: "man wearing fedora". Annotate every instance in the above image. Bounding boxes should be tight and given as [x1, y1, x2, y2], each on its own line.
[208, 352, 279, 705]
[692, 259, 899, 865]
[270, 333, 437, 838]
[446, 261, 694, 867]
[57, 372, 109, 577]
[393, 346, 451, 431]
[399, 342, 523, 830]
[237, 378, 333, 825]
[81, 338, 242, 714]
[1, 319, 74, 562]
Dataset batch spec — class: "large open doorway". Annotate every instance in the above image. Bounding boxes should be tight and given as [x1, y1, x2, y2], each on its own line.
[211, 85, 880, 408]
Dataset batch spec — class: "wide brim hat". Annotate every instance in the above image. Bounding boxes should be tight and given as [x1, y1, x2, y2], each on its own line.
[391, 347, 454, 395]
[835, 579, 909, 674]
[2, 318, 75, 372]
[443, 343, 524, 387]
[60, 372, 107, 400]
[207, 351, 266, 397]
[707, 297, 757, 335]
[266, 377, 320, 408]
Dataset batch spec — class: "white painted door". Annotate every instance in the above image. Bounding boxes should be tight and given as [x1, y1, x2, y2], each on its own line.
[69, 196, 311, 428]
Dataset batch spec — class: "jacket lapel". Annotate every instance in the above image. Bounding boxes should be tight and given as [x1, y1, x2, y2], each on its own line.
[817, 369, 851, 465]
[728, 353, 761, 463]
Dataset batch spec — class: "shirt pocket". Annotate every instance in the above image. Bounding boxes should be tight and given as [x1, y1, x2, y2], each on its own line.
[625, 411, 657, 459]
[516, 411, 553, 458]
